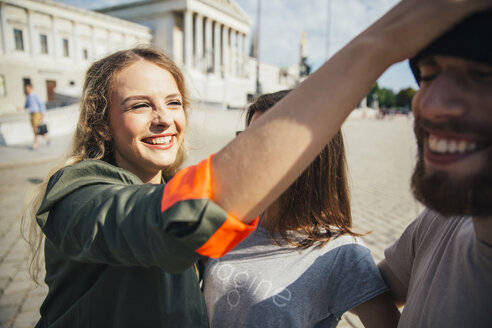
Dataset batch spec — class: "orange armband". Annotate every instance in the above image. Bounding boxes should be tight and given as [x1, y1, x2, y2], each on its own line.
[161, 155, 258, 258]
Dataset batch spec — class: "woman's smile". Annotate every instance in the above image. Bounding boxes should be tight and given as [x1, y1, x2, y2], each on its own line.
[142, 134, 175, 149]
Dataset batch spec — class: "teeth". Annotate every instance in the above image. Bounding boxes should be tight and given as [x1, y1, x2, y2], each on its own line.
[428, 135, 481, 154]
[436, 139, 447, 153]
[429, 137, 438, 150]
[448, 140, 457, 153]
[148, 136, 172, 145]
[458, 140, 467, 153]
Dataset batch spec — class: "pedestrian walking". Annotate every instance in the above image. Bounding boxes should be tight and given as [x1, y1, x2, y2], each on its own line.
[24, 83, 50, 150]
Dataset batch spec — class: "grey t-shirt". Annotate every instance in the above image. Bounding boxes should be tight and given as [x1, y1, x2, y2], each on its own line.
[385, 209, 492, 327]
[204, 226, 388, 327]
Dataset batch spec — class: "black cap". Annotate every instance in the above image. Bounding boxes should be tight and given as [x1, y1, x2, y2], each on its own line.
[410, 9, 492, 84]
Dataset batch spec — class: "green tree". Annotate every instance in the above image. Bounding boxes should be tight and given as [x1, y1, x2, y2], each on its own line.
[366, 83, 396, 108]
[378, 88, 396, 108]
[395, 87, 417, 110]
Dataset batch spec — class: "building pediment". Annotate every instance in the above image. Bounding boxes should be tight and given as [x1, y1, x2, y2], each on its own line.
[199, 0, 251, 24]
[97, 0, 251, 25]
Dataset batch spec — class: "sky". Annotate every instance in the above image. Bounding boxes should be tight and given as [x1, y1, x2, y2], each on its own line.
[56, 0, 418, 92]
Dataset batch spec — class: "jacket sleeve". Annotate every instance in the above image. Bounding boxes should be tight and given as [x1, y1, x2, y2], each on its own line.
[37, 157, 257, 273]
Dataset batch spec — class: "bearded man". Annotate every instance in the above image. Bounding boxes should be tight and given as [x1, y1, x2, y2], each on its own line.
[378, 9, 492, 328]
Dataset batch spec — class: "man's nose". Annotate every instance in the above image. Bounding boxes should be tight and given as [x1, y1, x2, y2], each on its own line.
[414, 71, 469, 121]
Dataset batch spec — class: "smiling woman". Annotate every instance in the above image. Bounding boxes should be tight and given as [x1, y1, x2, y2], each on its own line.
[108, 60, 187, 184]
[19, 0, 492, 327]
[22, 47, 225, 328]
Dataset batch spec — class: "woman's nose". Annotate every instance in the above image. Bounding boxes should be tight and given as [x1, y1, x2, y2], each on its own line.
[152, 107, 173, 127]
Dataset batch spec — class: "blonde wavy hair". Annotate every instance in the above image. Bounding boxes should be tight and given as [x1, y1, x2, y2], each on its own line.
[21, 46, 190, 283]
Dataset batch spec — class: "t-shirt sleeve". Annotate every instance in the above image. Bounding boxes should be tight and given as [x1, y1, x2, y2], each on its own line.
[38, 156, 258, 274]
[384, 209, 432, 287]
[330, 245, 389, 319]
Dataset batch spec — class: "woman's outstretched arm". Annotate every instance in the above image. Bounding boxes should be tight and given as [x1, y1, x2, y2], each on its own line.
[212, 0, 492, 221]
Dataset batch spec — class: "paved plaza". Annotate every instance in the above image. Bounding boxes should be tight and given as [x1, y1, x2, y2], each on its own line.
[0, 109, 422, 327]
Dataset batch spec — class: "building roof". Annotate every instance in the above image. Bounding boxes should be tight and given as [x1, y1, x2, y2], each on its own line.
[97, 0, 251, 25]
[201, 0, 251, 24]
[3, 0, 151, 33]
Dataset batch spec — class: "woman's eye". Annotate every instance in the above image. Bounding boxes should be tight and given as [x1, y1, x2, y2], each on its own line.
[130, 103, 150, 110]
[168, 100, 182, 106]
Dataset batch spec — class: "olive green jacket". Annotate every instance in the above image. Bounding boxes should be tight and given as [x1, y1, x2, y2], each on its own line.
[35, 158, 256, 327]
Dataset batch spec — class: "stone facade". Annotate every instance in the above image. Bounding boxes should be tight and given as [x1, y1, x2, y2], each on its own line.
[0, 0, 300, 115]
[99, 0, 300, 108]
[0, 0, 152, 115]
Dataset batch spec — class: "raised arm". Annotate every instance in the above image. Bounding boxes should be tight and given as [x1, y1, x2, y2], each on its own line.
[212, 0, 492, 221]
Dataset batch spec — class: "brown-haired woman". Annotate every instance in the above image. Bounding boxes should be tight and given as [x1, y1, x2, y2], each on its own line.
[21, 1, 490, 327]
[203, 90, 399, 327]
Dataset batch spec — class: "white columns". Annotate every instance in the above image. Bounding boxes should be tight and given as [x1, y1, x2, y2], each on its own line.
[90, 25, 96, 58]
[222, 26, 229, 77]
[237, 33, 243, 77]
[106, 29, 111, 55]
[72, 21, 78, 62]
[240, 33, 248, 77]
[51, 15, 57, 60]
[194, 14, 203, 71]
[181, 9, 247, 79]
[213, 22, 221, 76]
[27, 10, 35, 56]
[230, 30, 237, 77]
[244, 33, 248, 77]
[0, 3, 7, 54]
[204, 17, 212, 73]
[184, 10, 193, 69]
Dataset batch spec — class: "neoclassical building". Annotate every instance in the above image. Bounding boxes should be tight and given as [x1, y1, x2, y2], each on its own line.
[0, 0, 299, 115]
[0, 0, 152, 114]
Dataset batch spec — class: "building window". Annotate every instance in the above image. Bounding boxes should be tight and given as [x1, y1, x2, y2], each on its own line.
[82, 48, 88, 60]
[14, 29, 24, 51]
[40, 34, 48, 54]
[62, 38, 69, 57]
[0, 75, 6, 97]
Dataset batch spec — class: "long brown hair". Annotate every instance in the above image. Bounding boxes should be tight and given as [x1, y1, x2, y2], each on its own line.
[21, 45, 190, 282]
[246, 90, 359, 249]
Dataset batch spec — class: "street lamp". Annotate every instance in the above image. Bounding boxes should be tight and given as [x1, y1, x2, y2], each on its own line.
[325, 0, 331, 60]
[255, 0, 262, 96]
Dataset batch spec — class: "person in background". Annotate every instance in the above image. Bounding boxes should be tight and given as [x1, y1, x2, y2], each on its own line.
[24, 83, 50, 150]
[203, 90, 399, 328]
[378, 8, 492, 328]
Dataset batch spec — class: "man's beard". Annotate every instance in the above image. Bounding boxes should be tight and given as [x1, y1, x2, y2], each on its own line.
[411, 117, 492, 218]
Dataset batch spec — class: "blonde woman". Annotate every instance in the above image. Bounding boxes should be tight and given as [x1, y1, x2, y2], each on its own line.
[22, 1, 490, 327]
